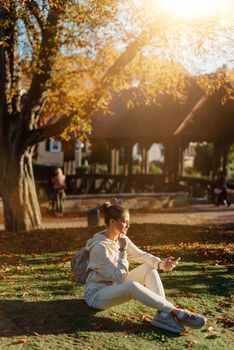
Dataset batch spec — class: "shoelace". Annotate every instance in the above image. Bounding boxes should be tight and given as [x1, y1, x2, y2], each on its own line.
[184, 313, 196, 320]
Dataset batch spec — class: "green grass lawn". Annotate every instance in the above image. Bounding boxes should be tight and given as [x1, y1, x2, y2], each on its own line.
[0, 224, 233, 350]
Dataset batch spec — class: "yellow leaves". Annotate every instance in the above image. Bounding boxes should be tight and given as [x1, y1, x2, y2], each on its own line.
[221, 95, 228, 105]
[48, 0, 63, 9]
[1, 1, 12, 13]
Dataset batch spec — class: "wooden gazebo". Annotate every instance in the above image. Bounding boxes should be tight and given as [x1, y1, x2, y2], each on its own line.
[66, 79, 234, 194]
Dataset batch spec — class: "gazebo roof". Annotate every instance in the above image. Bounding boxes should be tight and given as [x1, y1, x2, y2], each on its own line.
[90, 79, 234, 145]
[175, 85, 234, 143]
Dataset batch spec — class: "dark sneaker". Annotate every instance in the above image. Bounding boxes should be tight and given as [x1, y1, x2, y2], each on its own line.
[176, 310, 207, 329]
[151, 312, 185, 334]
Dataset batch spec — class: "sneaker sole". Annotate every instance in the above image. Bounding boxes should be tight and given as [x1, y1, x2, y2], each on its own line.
[151, 320, 185, 334]
[179, 320, 206, 329]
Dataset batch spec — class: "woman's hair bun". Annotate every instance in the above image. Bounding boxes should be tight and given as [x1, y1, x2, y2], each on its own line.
[99, 198, 118, 213]
[104, 201, 112, 209]
[99, 201, 112, 212]
[99, 199, 128, 225]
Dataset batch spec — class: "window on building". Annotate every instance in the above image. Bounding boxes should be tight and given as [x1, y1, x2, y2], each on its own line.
[75, 140, 84, 150]
[45, 140, 62, 152]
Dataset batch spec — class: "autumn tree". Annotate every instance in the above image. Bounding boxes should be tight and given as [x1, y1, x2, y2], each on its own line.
[0, 0, 125, 232]
[0, 0, 233, 232]
[0, 0, 168, 232]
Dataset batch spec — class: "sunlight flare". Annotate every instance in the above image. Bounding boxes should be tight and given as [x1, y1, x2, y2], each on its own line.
[155, 0, 232, 20]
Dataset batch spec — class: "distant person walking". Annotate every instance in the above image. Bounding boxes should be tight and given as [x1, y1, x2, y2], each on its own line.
[51, 168, 66, 216]
[212, 170, 231, 207]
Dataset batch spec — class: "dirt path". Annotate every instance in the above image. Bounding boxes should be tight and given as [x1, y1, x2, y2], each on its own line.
[0, 204, 234, 231]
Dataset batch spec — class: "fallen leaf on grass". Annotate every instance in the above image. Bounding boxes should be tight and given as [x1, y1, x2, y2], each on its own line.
[215, 316, 234, 328]
[205, 333, 220, 339]
[186, 340, 198, 348]
[12, 338, 29, 344]
[220, 301, 232, 308]
[181, 331, 190, 336]
[93, 323, 105, 330]
[138, 312, 152, 321]
[186, 292, 197, 298]
[0, 275, 9, 280]
[205, 326, 221, 338]
[60, 256, 70, 262]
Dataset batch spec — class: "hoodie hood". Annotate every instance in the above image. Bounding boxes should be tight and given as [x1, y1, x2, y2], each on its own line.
[85, 230, 118, 252]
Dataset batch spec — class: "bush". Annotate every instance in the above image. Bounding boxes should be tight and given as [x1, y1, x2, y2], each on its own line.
[149, 163, 163, 174]
[193, 143, 213, 176]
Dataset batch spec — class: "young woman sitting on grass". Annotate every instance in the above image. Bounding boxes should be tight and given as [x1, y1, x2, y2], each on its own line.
[84, 201, 206, 334]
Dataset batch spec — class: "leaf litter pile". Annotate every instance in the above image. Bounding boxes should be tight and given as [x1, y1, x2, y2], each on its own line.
[0, 223, 233, 350]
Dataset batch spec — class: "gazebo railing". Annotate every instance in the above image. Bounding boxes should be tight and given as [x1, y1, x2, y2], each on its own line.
[65, 173, 165, 194]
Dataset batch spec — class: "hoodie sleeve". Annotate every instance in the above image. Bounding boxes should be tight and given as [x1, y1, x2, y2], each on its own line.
[126, 237, 161, 269]
[91, 243, 129, 284]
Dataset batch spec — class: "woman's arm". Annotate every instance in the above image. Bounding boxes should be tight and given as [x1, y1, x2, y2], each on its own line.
[126, 238, 161, 269]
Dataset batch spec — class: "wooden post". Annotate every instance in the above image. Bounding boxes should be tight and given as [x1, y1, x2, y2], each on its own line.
[163, 140, 180, 188]
[111, 148, 120, 174]
[115, 149, 120, 175]
[123, 143, 133, 176]
[213, 141, 230, 175]
[140, 142, 151, 174]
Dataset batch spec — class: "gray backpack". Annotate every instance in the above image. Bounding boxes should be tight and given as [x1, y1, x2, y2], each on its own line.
[71, 247, 90, 284]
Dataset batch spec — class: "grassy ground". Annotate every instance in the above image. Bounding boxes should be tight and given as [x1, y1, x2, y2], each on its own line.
[0, 224, 233, 350]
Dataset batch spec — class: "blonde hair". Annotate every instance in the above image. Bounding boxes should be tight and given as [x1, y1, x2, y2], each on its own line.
[99, 200, 128, 226]
[55, 167, 63, 176]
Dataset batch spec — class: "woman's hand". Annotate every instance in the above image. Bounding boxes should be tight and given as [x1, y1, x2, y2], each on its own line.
[118, 234, 128, 250]
[159, 256, 179, 272]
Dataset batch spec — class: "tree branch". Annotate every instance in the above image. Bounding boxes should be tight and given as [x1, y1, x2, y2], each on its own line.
[22, 4, 65, 131]
[22, 18, 162, 144]
[23, 115, 73, 149]
[82, 21, 163, 117]
[174, 95, 208, 136]
[0, 6, 8, 141]
[0, 1, 20, 143]
[22, 10, 40, 57]
[24, 0, 46, 31]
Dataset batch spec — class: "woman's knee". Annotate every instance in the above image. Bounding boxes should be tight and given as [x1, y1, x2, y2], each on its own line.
[125, 280, 142, 292]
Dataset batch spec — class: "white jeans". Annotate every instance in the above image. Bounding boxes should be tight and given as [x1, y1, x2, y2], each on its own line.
[89, 263, 173, 313]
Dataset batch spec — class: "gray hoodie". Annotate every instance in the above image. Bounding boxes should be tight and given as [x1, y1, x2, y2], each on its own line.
[85, 230, 161, 306]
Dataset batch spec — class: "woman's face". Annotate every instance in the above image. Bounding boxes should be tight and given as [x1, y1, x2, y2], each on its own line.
[114, 211, 130, 235]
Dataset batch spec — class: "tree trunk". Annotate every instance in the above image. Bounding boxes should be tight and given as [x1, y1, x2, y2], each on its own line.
[0, 148, 42, 232]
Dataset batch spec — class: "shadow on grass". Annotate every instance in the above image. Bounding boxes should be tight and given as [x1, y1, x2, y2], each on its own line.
[162, 267, 234, 297]
[0, 299, 178, 339]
